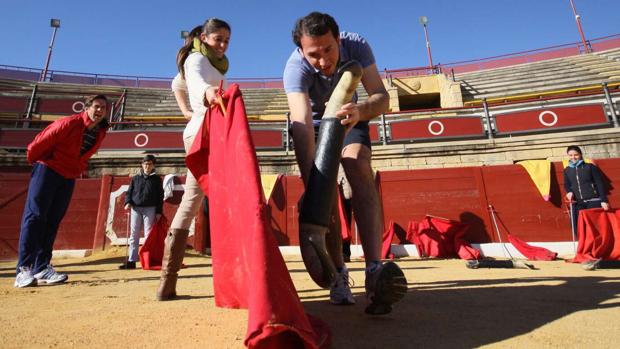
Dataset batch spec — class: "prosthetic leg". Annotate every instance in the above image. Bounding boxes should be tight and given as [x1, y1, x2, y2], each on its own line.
[299, 61, 363, 288]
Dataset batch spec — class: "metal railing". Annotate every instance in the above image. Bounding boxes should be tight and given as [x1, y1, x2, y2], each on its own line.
[3, 33, 619, 90]
[383, 33, 620, 78]
[3, 83, 618, 152]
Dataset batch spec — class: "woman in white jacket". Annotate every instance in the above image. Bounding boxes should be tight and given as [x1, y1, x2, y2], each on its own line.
[158, 18, 230, 301]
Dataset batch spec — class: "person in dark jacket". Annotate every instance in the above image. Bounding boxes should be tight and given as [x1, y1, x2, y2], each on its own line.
[120, 154, 164, 269]
[15, 95, 109, 288]
[563, 145, 610, 233]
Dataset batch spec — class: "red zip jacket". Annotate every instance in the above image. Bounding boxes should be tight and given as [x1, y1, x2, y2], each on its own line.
[26, 111, 108, 178]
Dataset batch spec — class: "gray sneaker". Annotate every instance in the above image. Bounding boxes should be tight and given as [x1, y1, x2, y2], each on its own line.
[330, 266, 355, 305]
[14, 266, 37, 288]
[365, 262, 408, 315]
[582, 259, 602, 271]
[34, 265, 68, 284]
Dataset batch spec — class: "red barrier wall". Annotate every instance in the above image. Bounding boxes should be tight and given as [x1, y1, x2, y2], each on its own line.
[0, 173, 31, 259]
[1, 159, 619, 260]
[378, 167, 493, 243]
[0, 174, 101, 259]
[494, 104, 608, 134]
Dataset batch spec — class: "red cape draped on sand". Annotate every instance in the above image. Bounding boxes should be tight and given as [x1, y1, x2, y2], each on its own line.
[186, 84, 330, 349]
[408, 216, 481, 260]
[507, 234, 557, 261]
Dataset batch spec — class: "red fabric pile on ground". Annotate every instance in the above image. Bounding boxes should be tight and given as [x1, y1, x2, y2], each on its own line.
[186, 84, 330, 349]
[381, 221, 396, 260]
[408, 215, 480, 260]
[138, 215, 169, 270]
[571, 208, 620, 263]
[507, 234, 557, 261]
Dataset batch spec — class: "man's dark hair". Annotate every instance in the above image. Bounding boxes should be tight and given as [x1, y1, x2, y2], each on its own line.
[84, 94, 108, 107]
[292, 12, 339, 48]
[566, 145, 583, 155]
[142, 154, 156, 163]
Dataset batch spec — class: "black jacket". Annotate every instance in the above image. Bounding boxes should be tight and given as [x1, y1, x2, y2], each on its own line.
[125, 171, 164, 214]
[563, 162, 608, 203]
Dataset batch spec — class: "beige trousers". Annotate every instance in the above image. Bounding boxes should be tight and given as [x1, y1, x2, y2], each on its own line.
[170, 134, 205, 230]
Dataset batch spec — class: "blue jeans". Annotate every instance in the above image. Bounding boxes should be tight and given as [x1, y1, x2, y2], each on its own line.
[16, 163, 75, 274]
[128, 206, 156, 262]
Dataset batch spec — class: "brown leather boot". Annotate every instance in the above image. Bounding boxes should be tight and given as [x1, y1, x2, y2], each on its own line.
[156, 228, 189, 301]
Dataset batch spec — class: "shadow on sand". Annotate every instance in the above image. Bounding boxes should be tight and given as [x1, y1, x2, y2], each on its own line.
[301, 275, 620, 348]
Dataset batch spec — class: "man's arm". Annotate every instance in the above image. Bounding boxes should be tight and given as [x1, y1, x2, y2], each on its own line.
[286, 92, 315, 187]
[26, 121, 67, 163]
[358, 63, 389, 121]
[336, 63, 389, 128]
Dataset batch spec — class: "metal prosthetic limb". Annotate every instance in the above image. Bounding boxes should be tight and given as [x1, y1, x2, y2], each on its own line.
[299, 61, 363, 288]
[466, 259, 534, 269]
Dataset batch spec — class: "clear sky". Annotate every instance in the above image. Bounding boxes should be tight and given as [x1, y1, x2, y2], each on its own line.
[1, 0, 619, 79]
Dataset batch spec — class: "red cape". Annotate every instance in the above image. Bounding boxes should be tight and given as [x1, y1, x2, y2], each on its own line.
[138, 216, 169, 270]
[409, 216, 480, 260]
[507, 234, 557, 261]
[186, 84, 330, 349]
[571, 208, 620, 263]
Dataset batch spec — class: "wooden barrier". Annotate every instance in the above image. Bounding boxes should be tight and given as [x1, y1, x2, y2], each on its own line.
[494, 104, 610, 135]
[1, 159, 619, 260]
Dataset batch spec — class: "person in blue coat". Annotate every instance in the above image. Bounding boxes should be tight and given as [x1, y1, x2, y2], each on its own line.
[121, 154, 164, 269]
[563, 145, 610, 233]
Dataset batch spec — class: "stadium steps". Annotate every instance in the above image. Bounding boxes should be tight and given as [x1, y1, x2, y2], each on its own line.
[122, 87, 291, 120]
[455, 52, 620, 101]
[595, 47, 620, 62]
[0, 76, 369, 122]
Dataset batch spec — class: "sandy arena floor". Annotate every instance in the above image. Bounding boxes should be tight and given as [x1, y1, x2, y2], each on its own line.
[1, 249, 619, 349]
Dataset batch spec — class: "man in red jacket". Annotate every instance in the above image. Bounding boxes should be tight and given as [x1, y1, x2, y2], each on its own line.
[14, 95, 109, 288]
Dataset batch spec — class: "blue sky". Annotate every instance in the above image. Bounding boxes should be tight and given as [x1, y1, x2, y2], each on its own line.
[1, 1, 619, 79]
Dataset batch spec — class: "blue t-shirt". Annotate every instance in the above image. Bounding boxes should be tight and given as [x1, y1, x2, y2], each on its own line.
[283, 32, 376, 121]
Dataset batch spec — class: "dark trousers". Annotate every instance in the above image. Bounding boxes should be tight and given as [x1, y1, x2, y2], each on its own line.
[570, 200, 603, 236]
[16, 163, 75, 274]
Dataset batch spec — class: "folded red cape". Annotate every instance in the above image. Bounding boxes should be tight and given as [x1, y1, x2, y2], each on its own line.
[138, 216, 169, 270]
[571, 208, 620, 263]
[409, 216, 480, 260]
[186, 84, 330, 349]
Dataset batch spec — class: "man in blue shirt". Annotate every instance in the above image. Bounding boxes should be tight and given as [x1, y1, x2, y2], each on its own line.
[284, 12, 407, 315]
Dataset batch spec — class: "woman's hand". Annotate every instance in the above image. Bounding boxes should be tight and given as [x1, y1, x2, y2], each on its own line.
[601, 202, 610, 211]
[565, 192, 574, 202]
[183, 110, 193, 120]
[204, 87, 218, 106]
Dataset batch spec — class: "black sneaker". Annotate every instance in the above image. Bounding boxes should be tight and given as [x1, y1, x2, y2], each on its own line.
[364, 262, 408, 315]
[118, 261, 136, 270]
